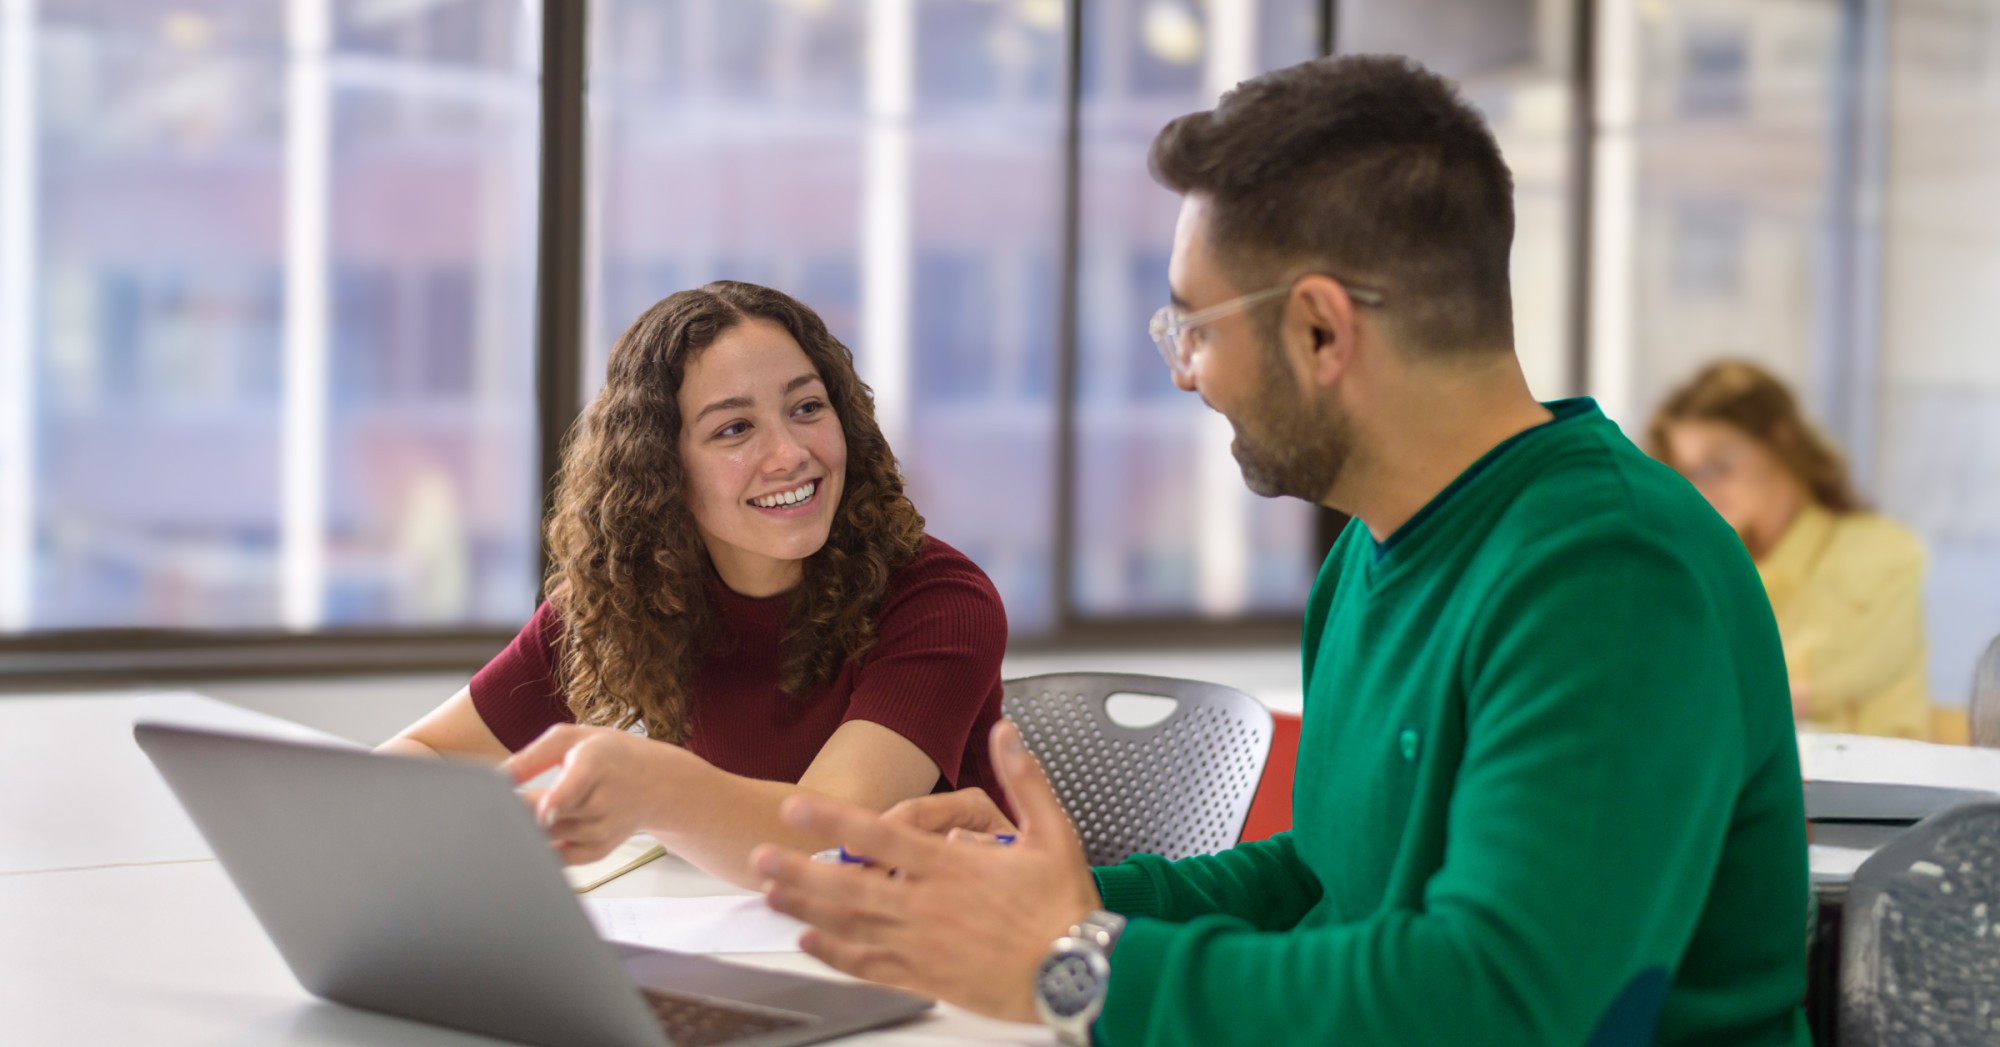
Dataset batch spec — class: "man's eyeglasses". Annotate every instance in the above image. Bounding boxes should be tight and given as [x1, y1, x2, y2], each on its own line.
[1148, 279, 1387, 378]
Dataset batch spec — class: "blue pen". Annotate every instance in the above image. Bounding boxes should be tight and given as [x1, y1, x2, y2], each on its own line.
[813, 833, 1015, 865]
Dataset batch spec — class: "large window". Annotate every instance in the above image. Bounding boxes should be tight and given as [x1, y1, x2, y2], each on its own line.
[0, 0, 542, 635]
[7, 0, 1995, 692]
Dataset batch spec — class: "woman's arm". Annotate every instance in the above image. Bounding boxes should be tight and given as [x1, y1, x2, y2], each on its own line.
[376, 686, 512, 762]
[504, 718, 943, 889]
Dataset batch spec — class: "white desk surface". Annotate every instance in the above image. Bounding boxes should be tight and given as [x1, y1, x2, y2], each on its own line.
[1798, 731, 2000, 793]
[0, 691, 1051, 1046]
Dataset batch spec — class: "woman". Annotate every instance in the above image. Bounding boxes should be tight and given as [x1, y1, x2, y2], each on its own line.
[1650, 360, 1931, 739]
[381, 281, 1007, 887]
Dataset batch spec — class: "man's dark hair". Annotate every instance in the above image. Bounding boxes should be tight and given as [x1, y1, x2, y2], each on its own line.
[1149, 54, 1515, 354]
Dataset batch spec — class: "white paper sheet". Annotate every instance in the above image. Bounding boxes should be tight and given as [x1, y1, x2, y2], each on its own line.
[1799, 732, 2000, 792]
[581, 895, 808, 954]
[1808, 843, 1874, 879]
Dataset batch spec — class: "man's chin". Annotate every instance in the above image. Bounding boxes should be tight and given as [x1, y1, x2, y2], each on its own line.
[1230, 447, 1289, 499]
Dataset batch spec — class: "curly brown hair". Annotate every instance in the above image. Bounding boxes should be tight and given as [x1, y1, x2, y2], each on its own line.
[1647, 359, 1865, 513]
[543, 281, 927, 743]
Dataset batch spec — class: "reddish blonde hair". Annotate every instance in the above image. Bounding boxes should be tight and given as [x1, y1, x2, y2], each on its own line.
[1648, 360, 1864, 513]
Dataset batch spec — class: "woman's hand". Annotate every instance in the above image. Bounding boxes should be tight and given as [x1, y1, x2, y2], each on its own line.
[502, 724, 697, 865]
[1790, 680, 1813, 721]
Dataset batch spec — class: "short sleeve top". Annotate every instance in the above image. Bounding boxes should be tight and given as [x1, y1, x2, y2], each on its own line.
[468, 537, 1007, 795]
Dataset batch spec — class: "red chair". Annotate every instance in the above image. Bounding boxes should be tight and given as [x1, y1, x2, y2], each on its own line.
[1240, 711, 1301, 842]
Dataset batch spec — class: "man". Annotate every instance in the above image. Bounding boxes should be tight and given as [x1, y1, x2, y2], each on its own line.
[750, 55, 1811, 1047]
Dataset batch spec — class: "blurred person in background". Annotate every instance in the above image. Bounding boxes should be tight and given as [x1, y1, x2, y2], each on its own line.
[1650, 360, 1932, 740]
[379, 281, 1009, 888]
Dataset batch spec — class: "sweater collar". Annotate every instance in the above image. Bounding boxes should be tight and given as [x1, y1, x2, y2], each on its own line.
[1371, 397, 1599, 564]
[706, 564, 793, 633]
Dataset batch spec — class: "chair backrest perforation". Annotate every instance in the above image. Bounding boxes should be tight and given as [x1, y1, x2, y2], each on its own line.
[1840, 801, 2000, 1046]
[1001, 672, 1275, 867]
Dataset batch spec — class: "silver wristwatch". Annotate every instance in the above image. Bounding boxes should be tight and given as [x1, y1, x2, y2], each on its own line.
[1033, 910, 1126, 1047]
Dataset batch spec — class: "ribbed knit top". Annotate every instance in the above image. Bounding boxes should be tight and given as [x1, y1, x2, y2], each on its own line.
[469, 537, 1007, 796]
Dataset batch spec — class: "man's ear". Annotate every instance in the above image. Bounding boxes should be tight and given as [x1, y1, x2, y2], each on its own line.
[1286, 275, 1361, 390]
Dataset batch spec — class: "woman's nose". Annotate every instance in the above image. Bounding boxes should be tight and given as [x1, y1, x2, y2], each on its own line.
[760, 427, 811, 472]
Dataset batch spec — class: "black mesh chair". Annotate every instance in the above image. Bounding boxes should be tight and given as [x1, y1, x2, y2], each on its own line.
[1002, 672, 1274, 867]
[1971, 636, 2000, 749]
[1839, 800, 2000, 1046]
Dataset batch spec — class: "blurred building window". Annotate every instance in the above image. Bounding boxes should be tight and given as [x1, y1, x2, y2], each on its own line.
[1678, 23, 1750, 118]
[0, 0, 541, 634]
[1072, 0, 1322, 621]
[1621, 0, 1839, 433]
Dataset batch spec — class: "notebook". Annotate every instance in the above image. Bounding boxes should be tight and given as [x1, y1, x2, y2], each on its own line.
[567, 836, 670, 892]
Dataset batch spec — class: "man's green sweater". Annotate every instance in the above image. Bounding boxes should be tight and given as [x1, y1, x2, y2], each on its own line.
[1091, 399, 1811, 1046]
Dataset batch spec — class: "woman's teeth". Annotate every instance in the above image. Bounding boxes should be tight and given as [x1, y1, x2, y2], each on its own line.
[750, 480, 817, 509]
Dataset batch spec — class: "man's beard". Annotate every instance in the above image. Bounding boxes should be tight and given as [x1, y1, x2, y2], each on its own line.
[1228, 334, 1351, 503]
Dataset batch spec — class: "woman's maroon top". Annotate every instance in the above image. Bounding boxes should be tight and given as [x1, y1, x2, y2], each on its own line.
[469, 537, 1006, 796]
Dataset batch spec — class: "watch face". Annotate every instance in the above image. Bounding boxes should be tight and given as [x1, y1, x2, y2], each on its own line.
[1036, 952, 1102, 1019]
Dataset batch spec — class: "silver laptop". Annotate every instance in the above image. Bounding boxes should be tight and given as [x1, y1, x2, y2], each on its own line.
[134, 721, 931, 1047]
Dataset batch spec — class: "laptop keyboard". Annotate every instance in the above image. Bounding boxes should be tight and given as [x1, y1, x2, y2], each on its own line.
[640, 988, 812, 1046]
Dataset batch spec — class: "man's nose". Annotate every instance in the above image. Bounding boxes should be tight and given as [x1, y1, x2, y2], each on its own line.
[1172, 366, 1199, 394]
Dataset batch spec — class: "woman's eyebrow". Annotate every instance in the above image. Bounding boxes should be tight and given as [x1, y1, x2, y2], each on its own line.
[694, 374, 821, 423]
[693, 395, 753, 423]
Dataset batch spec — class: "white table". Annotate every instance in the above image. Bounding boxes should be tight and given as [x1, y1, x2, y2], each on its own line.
[0, 692, 1052, 1046]
[1799, 730, 2000, 792]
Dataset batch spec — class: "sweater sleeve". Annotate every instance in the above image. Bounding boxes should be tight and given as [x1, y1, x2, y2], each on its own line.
[1091, 834, 1322, 928]
[1094, 532, 1774, 1047]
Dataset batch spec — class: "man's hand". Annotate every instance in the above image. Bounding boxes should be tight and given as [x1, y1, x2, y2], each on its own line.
[752, 720, 1101, 1023]
[502, 724, 691, 865]
[882, 786, 1020, 843]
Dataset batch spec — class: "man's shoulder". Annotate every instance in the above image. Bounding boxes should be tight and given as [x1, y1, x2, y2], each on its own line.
[1486, 426, 1735, 571]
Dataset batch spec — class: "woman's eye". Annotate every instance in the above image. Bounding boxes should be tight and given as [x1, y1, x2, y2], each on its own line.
[794, 399, 826, 418]
[716, 421, 749, 439]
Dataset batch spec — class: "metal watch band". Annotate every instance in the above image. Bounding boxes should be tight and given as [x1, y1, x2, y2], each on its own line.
[1068, 910, 1126, 954]
[1036, 911, 1127, 1047]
